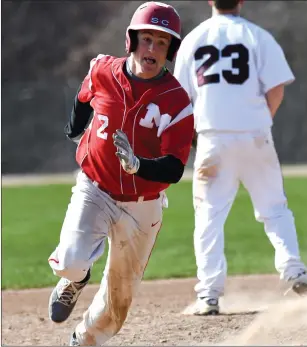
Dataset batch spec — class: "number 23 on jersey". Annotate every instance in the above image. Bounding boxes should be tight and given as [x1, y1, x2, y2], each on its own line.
[195, 43, 249, 86]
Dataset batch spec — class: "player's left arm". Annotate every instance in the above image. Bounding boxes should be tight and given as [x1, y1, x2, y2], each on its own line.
[141, 111, 195, 183]
[113, 101, 194, 184]
[113, 129, 185, 183]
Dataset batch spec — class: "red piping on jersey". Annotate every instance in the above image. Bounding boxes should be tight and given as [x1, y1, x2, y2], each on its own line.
[132, 104, 143, 195]
[158, 86, 181, 96]
[111, 59, 127, 195]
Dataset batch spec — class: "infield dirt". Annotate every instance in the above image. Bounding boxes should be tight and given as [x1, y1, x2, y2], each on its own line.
[2, 274, 307, 346]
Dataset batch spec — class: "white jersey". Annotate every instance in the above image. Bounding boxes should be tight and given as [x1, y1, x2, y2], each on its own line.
[174, 14, 295, 132]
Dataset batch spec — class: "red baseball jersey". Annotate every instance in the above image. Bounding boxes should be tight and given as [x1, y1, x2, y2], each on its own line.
[76, 54, 194, 196]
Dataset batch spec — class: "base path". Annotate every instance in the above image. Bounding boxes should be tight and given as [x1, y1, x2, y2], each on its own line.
[2, 275, 307, 346]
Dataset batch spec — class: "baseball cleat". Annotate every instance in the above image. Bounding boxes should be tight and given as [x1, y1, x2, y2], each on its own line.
[69, 332, 80, 346]
[193, 297, 219, 315]
[49, 271, 90, 323]
[286, 271, 307, 296]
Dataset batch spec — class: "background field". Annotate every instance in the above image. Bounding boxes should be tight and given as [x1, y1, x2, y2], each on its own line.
[2, 177, 307, 290]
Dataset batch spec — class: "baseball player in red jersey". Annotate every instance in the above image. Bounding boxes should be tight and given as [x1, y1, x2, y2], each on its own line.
[47, 2, 194, 346]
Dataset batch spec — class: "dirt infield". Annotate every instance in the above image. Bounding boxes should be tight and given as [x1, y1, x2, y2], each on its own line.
[2, 275, 307, 346]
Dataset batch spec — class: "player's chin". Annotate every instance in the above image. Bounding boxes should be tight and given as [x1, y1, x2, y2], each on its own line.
[142, 64, 162, 79]
[142, 58, 158, 69]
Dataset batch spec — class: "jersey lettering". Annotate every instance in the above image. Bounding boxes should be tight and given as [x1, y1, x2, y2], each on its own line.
[195, 44, 250, 86]
[139, 103, 162, 128]
[89, 113, 109, 140]
[139, 103, 172, 133]
[96, 115, 109, 139]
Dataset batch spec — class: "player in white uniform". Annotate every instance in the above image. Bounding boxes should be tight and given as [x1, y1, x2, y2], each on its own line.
[174, 0, 307, 315]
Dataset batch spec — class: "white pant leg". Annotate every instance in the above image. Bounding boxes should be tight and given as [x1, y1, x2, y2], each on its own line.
[75, 197, 164, 346]
[239, 130, 306, 280]
[48, 172, 117, 282]
[193, 133, 240, 299]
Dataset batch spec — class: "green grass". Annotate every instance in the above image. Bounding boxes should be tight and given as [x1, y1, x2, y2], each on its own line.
[2, 178, 307, 289]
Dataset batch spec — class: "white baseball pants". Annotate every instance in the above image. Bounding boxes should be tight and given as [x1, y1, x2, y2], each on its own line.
[49, 171, 165, 345]
[193, 129, 306, 299]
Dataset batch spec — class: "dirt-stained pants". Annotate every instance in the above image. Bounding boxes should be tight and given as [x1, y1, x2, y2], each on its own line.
[49, 171, 164, 345]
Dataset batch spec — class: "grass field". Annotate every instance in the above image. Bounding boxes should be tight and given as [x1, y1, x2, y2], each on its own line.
[2, 178, 307, 289]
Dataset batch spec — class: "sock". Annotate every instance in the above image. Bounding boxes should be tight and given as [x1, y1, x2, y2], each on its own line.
[76, 269, 91, 284]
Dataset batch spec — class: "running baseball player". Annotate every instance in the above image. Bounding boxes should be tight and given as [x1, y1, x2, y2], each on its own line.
[47, 2, 194, 345]
[174, 0, 307, 315]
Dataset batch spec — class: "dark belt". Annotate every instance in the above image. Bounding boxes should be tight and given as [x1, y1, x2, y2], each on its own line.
[92, 180, 160, 202]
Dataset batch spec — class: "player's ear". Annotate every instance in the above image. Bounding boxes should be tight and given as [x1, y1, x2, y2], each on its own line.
[208, 0, 214, 7]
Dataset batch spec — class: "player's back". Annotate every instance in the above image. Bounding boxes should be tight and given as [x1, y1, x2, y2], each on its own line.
[175, 14, 293, 132]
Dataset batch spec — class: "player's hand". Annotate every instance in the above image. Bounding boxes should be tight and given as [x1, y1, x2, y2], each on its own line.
[113, 129, 140, 174]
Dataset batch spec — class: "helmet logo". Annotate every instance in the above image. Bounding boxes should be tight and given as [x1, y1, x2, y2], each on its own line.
[151, 17, 169, 26]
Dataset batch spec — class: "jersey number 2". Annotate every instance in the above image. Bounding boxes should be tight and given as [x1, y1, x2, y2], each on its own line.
[88, 114, 109, 140]
[195, 44, 249, 86]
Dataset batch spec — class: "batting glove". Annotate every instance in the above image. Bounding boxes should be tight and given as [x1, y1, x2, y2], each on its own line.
[113, 129, 140, 174]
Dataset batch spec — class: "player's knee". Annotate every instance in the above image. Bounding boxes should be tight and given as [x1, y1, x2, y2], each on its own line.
[48, 245, 90, 282]
[255, 202, 293, 222]
[53, 266, 88, 283]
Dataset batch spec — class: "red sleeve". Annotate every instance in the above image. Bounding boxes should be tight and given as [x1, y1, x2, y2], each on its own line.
[160, 103, 194, 165]
[78, 54, 106, 103]
[78, 75, 93, 103]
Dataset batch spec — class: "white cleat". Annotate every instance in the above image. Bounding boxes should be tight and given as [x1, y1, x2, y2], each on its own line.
[69, 332, 80, 346]
[193, 297, 219, 316]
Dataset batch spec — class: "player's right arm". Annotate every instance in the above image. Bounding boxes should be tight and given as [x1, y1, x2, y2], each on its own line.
[64, 55, 104, 143]
[64, 81, 94, 144]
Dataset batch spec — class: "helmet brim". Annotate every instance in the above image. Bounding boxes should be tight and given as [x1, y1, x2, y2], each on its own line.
[127, 23, 181, 40]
